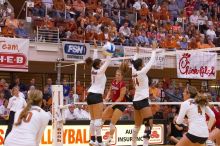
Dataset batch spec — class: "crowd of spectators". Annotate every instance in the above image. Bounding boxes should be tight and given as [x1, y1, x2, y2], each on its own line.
[22, 0, 220, 47]
[0, 0, 219, 48]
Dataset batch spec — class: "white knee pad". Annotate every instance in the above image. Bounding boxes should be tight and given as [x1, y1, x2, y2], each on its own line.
[110, 123, 116, 131]
[94, 119, 102, 127]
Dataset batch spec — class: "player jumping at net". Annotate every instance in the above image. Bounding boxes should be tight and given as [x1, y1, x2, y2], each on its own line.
[102, 63, 129, 145]
[4, 89, 50, 146]
[131, 44, 158, 146]
[176, 86, 216, 146]
[85, 41, 112, 146]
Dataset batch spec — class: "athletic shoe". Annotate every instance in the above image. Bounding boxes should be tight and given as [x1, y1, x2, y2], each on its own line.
[89, 140, 98, 146]
[206, 140, 216, 146]
[143, 138, 149, 146]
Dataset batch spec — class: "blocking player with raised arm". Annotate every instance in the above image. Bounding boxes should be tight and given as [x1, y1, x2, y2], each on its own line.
[85, 41, 112, 146]
[131, 44, 158, 146]
[176, 86, 216, 146]
[4, 89, 50, 146]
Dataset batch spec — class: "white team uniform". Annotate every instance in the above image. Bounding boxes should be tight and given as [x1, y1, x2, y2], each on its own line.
[132, 51, 156, 101]
[88, 56, 111, 95]
[176, 99, 215, 138]
[7, 95, 27, 112]
[4, 106, 50, 146]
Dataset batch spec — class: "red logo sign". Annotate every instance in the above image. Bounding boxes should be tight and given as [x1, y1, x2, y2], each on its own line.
[0, 53, 26, 65]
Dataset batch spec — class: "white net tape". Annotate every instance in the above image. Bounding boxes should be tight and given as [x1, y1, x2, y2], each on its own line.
[60, 102, 220, 109]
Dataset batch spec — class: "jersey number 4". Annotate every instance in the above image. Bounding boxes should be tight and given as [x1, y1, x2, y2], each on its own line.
[23, 112, 33, 123]
[133, 78, 139, 86]
[198, 106, 202, 115]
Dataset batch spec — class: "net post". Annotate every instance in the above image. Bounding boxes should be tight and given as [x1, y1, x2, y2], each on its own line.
[52, 85, 64, 146]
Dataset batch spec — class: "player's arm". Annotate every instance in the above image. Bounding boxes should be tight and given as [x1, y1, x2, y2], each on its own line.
[98, 56, 111, 74]
[138, 50, 156, 74]
[115, 86, 126, 102]
[105, 86, 112, 101]
[205, 106, 216, 131]
[176, 102, 188, 124]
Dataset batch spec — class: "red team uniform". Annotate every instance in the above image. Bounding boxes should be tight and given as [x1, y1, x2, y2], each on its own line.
[110, 80, 127, 112]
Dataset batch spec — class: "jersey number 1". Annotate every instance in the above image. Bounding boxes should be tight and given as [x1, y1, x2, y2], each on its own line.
[23, 112, 33, 123]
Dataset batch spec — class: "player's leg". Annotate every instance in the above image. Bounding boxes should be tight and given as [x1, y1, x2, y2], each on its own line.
[132, 109, 142, 146]
[88, 105, 96, 145]
[140, 106, 153, 146]
[176, 134, 196, 146]
[106, 106, 125, 145]
[102, 105, 114, 122]
[93, 102, 104, 146]
[209, 128, 220, 145]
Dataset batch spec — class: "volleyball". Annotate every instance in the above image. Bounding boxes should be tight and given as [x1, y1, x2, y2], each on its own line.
[102, 41, 116, 56]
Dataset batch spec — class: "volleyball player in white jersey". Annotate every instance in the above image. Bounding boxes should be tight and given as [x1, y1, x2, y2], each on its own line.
[85, 43, 112, 146]
[131, 45, 157, 146]
[176, 86, 216, 146]
[5, 86, 26, 139]
[4, 89, 50, 146]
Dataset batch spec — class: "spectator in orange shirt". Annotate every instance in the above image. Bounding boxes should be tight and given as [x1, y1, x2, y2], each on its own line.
[70, 26, 85, 42]
[139, 4, 149, 17]
[149, 82, 160, 102]
[163, 34, 179, 49]
[5, 13, 19, 29]
[76, 81, 84, 96]
[188, 37, 198, 49]
[41, 15, 54, 29]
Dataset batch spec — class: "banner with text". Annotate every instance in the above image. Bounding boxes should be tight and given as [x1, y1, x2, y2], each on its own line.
[0, 37, 29, 72]
[0, 124, 164, 146]
[124, 46, 165, 69]
[176, 51, 217, 79]
[62, 42, 90, 61]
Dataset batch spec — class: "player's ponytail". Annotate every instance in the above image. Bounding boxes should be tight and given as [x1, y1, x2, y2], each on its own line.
[195, 94, 209, 107]
[119, 61, 130, 76]
[14, 90, 43, 126]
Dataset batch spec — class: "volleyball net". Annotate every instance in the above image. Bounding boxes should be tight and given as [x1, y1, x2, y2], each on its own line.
[51, 85, 220, 146]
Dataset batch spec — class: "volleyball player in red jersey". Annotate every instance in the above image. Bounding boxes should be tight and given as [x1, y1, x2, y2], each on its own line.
[209, 105, 220, 145]
[102, 69, 127, 145]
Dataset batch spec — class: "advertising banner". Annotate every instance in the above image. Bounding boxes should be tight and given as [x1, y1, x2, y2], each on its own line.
[0, 124, 164, 146]
[176, 51, 217, 79]
[0, 37, 29, 72]
[62, 42, 90, 61]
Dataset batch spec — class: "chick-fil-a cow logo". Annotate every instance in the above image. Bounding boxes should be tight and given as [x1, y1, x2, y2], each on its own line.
[177, 52, 217, 79]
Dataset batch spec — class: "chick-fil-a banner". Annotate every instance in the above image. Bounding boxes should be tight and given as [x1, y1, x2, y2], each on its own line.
[0, 37, 29, 72]
[176, 51, 217, 79]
